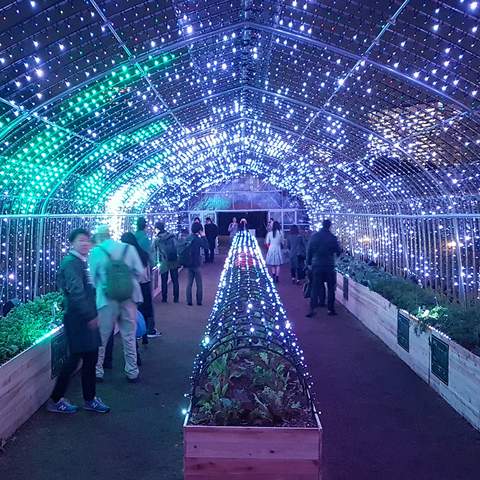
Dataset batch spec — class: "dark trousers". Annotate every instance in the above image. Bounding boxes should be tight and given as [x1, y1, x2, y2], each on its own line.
[105, 331, 114, 365]
[205, 238, 216, 263]
[290, 255, 306, 280]
[186, 267, 203, 305]
[161, 267, 179, 302]
[310, 268, 336, 312]
[51, 350, 98, 402]
[139, 281, 155, 334]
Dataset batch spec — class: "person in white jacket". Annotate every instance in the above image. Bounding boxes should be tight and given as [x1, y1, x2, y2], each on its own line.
[89, 225, 144, 383]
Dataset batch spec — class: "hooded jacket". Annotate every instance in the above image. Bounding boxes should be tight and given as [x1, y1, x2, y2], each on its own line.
[154, 231, 179, 268]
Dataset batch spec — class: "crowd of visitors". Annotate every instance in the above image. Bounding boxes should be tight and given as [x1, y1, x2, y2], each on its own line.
[47, 214, 340, 415]
[265, 218, 342, 317]
[47, 216, 219, 415]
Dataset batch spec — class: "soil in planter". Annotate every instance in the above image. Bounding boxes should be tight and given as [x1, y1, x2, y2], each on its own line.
[189, 348, 316, 428]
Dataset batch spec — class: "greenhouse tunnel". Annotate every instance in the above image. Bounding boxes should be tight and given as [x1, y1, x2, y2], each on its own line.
[0, 0, 479, 479]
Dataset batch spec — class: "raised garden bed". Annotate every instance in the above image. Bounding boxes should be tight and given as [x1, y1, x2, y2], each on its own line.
[184, 416, 322, 479]
[0, 292, 64, 442]
[336, 269, 480, 431]
[184, 232, 322, 479]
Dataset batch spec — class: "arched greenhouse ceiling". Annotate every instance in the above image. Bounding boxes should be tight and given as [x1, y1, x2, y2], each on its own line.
[0, 0, 479, 216]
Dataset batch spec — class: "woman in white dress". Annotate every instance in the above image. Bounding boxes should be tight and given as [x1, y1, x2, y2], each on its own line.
[265, 221, 284, 283]
[228, 217, 238, 243]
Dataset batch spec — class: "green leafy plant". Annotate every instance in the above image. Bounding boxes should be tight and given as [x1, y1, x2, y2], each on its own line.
[337, 256, 480, 352]
[190, 349, 315, 428]
[0, 292, 64, 366]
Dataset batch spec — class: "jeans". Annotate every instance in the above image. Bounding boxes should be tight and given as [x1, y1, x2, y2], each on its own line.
[96, 300, 138, 379]
[51, 350, 98, 402]
[310, 268, 336, 312]
[186, 267, 203, 305]
[205, 239, 216, 263]
[161, 268, 179, 302]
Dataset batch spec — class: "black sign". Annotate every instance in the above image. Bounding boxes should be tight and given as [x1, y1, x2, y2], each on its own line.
[431, 335, 449, 385]
[397, 312, 410, 352]
[51, 332, 68, 379]
[343, 276, 349, 300]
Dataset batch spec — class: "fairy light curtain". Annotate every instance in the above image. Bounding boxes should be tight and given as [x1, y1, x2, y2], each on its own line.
[0, 0, 478, 302]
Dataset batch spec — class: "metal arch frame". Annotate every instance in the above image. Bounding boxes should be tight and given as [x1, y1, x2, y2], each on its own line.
[87, 0, 187, 133]
[35, 80, 460, 219]
[42, 82, 456, 186]
[1, 14, 473, 143]
[134, 143, 402, 211]
[39, 86, 248, 212]
[139, 151, 340, 209]
[2, 28, 475, 206]
[66, 114, 424, 211]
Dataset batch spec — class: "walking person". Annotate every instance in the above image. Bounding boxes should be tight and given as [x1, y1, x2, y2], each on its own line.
[186, 222, 209, 306]
[306, 219, 342, 317]
[134, 220, 161, 339]
[193, 217, 208, 261]
[153, 221, 180, 303]
[228, 216, 238, 242]
[89, 225, 144, 383]
[238, 218, 248, 231]
[121, 231, 160, 346]
[287, 225, 306, 284]
[134, 217, 153, 263]
[204, 217, 218, 263]
[265, 221, 284, 283]
[47, 228, 110, 414]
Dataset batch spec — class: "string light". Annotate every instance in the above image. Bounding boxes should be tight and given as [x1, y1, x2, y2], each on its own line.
[188, 231, 315, 423]
[0, 1, 477, 303]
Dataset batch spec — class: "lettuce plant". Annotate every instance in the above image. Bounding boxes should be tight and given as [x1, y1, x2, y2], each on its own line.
[0, 292, 64, 366]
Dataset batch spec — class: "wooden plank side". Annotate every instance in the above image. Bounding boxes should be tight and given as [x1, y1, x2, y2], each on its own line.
[184, 418, 322, 479]
[0, 338, 54, 441]
[185, 473, 318, 480]
[185, 457, 320, 475]
[185, 430, 319, 459]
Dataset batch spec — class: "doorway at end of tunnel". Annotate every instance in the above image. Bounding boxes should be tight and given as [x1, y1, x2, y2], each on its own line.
[217, 211, 268, 237]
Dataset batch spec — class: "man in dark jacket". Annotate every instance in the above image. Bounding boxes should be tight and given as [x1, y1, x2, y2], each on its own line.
[204, 217, 219, 263]
[47, 228, 110, 414]
[154, 221, 180, 303]
[306, 219, 342, 317]
[186, 222, 209, 306]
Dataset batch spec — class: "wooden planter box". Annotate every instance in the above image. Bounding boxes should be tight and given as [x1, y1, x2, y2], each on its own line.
[336, 273, 480, 431]
[0, 328, 63, 442]
[184, 412, 323, 479]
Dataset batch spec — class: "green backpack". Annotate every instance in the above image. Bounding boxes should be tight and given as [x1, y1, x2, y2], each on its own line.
[99, 245, 134, 302]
